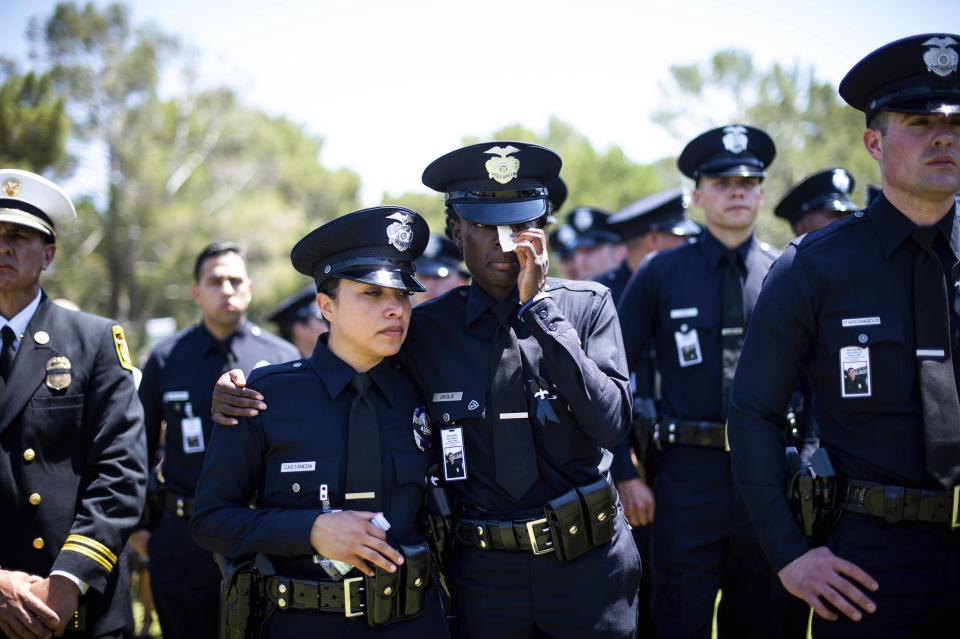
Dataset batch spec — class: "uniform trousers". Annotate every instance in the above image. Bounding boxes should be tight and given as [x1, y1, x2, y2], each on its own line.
[813, 512, 960, 639]
[650, 446, 808, 639]
[148, 511, 221, 639]
[259, 584, 449, 638]
[451, 513, 640, 639]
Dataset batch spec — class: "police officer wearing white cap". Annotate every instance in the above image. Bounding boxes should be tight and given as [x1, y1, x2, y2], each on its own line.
[0, 169, 147, 638]
[192, 207, 449, 638]
[728, 33, 960, 637]
[618, 126, 809, 638]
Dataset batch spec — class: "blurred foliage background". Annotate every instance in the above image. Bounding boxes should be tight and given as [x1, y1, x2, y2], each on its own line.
[1, 2, 880, 364]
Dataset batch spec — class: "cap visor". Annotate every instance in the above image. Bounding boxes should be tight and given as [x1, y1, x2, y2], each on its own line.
[0, 210, 54, 236]
[340, 269, 426, 293]
[664, 219, 702, 236]
[452, 198, 548, 226]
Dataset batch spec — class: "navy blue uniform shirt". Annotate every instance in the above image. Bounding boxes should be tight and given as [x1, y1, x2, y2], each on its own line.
[191, 339, 433, 563]
[728, 194, 960, 572]
[401, 278, 631, 514]
[594, 261, 632, 304]
[139, 321, 299, 497]
[618, 231, 780, 423]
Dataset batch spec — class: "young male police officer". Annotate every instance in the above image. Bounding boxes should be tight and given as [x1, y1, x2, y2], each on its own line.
[728, 34, 960, 638]
[774, 168, 860, 236]
[0, 169, 147, 639]
[211, 141, 640, 639]
[564, 207, 626, 281]
[617, 126, 807, 639]
[137, 242, 299, 639]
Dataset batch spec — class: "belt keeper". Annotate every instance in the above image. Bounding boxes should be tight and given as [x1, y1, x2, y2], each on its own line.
[884, 484, 905, 523]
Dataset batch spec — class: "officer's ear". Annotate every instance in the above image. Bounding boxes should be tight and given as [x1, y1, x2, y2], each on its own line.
[863, 127, 883, 162]
[447, 211, 463, 251]
[40, 241, 56, 272]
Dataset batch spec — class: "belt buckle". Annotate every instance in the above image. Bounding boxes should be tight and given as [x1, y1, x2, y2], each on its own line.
[525, 517, 553, 555]
[952, 486, 960, 530]
[343, 577, 364, 618]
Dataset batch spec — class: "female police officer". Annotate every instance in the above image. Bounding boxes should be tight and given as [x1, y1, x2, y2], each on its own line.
[190, 207, 449, 638]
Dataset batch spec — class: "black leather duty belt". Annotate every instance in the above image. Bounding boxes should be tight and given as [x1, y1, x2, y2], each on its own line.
[840, 479, 960, 529]
[654, 418, 727, 450]
[455, 516, 555, 555]
[164, 492, 194, 518]
[266, 575, 365, 617]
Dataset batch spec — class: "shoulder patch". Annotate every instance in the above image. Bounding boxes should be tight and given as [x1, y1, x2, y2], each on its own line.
[112, 325, 134, 371]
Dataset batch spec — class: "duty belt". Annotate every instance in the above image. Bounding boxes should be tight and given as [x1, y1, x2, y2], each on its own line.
[164, 492, 194, 518]
[456, 515, 554, 555]
[654, 418, 726, 450]
[839, 479, 960, 529]
[266, 575, 365, 617]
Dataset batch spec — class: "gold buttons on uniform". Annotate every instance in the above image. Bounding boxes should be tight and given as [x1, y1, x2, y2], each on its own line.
[23, 448, 36, 462]
[568, 525, 578, 535]
[278, 598, 287, 608]
[597, 512, 607, 522]
[414, 578, 423, 587]
[383, 586, 393, 596]
[278, 584, 287, 594]
[29, 493, 41, 506]
[33, 537, 44, 549]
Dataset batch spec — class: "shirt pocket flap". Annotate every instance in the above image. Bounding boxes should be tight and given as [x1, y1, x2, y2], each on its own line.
[392, 450, 427, 487]
[427, 391, 486, 426]
[822, 314, 905, 353]
[264, 456, 340, 500]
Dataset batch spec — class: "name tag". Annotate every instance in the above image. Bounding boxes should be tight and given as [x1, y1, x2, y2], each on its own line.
[281, 461, 316, 473]
[841, 317, 881, 327]
[670, 307, 698, 319]
[164, 390, 189, 402]
[432, 392, 463, 402]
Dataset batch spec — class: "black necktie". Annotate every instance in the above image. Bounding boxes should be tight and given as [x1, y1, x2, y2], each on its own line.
[215, 338, 237, 375]
[0, 325, 15, 392]
[911, 227, 960, 488]
[720, 250, 745, 421]
[345, 372, 382, 511]
[490, 301, 539, 499]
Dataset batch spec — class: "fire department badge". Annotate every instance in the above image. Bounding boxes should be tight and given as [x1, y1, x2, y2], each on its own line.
[2, 178, 21, 197]
[45, 356, 72, 391]
[923, 36, 959, 77]
[385, 211, 415, 251]
[412, 406, 431, 452]
[721, 125, 749, 154]
[484, 145, 521, 184]
[112, 325, 134, 371]
[832, 170, 850, 192]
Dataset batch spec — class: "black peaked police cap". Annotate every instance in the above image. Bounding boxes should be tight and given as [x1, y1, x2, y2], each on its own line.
[677, 125, 776, 181]
[609, 187, 701, 240]
[292, 206, 429, 292]
[422, 141, 562, 226]
[839, 34, 960, 124]
[774, 168, 858, 225]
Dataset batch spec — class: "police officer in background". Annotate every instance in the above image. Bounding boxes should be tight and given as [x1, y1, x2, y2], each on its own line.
[728, 33, 960, 637]
[565, 207, 626, 281]
[267, 285, 329, 358]
[547, 223, 578, 280]
[412, 234, 469, 305]
[137, 242, 299, 639]
[600, 187, 701, 637]
[192, 207, 449, 638]
[599, 187, 702, 302]
[210, 141, 640, 639]
[0, 169, 147, 638]
[617, 126, 807, 638]
[774, 168, 860, 236]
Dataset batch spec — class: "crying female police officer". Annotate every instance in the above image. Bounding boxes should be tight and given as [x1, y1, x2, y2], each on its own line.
[190, 207, 449, 639]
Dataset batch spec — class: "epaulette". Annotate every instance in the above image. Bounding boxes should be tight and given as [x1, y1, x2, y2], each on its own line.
[791, 209, 868, 252]
[247, 358, 310, 384]
[545, 277, 610, 298]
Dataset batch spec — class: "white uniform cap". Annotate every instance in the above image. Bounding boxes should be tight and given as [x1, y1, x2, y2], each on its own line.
[0, 169, 77, 238]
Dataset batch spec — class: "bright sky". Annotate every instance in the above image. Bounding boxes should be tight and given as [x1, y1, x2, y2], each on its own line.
[3, 0, 959, 206]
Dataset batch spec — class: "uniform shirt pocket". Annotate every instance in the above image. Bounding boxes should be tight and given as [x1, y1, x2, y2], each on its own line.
[821, 314, 907, 406]
[392, 450, 428, 487]
[263, 457, 340, 508]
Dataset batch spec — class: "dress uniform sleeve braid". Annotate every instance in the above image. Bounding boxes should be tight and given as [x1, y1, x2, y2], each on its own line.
[51, 321, 148, 592]
[519, 288, 631, 449]
[728, 246, 815, 572]
[191, 412, 322, 558]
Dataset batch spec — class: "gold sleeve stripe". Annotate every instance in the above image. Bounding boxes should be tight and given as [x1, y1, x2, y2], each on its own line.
[61, 543, 114, 572]
[65, 535, 118, 564]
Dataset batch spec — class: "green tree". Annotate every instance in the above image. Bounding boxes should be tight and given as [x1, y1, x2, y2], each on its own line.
[0, 67, 69, 171]
[654, 49, 880, 249]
